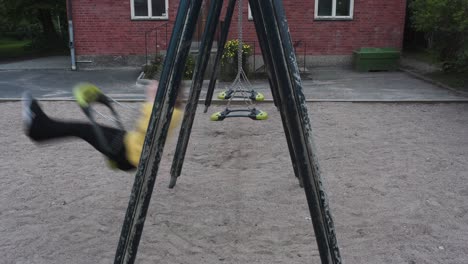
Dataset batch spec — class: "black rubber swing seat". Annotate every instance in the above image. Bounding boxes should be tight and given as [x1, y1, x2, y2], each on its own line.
[210, 108, 268, 121]
[217, 89, 265, 101]
[73, 83, 125, 169]
[73, 83, 123, 127]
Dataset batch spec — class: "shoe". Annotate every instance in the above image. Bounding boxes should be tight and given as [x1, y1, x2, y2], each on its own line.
[22, 91, 48, 139]
[22, 91, 35, 132]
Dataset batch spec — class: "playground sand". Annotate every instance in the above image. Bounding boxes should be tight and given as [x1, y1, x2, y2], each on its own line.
[1, 101, 468, 264]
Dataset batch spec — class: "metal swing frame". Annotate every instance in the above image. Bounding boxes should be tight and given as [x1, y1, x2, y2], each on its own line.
[113, 1, 342, 264]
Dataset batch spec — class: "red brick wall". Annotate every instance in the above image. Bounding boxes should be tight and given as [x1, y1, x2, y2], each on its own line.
[72, 0, 176, 56]
[71, 0, 406, 56]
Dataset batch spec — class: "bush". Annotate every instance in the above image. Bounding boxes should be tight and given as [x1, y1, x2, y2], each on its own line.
[220, 39, 252, 80]
[143, 53, 165, 79]
[410, 0, 468, 72]
[183, 53, 195, 80]
[143, 52, 196, 80]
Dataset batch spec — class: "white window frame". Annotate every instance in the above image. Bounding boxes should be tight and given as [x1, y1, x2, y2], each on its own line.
[248, 4, 253, 20]
[314, 0, 354, 20]
[130, 0, 169, 20]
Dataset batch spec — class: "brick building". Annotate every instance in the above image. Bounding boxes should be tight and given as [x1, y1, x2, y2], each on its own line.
[69, 0, 406, 68]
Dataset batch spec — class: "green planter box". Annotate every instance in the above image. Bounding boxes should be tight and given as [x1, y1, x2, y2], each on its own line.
[353, 47, 400, 72]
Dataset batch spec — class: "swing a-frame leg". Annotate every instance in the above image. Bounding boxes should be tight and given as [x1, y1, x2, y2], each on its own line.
[249, 1, 341, 262]
[114, 1, 342, 263]
[113, 1, 203, 263]
[169, 0, 225, 189]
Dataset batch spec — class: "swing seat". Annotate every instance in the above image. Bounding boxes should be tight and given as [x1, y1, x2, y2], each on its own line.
[217, 89, 265, 102]
[210, 108, 268, 121]
[255, 109, 268, 120]
[210, 111, 224, 121]
[73, 83, 110, 108]
[73, 82, 125, 157]
[251, 91, 265, 101]
[107, 159, 120, 170]
[217, 90, 234, 100]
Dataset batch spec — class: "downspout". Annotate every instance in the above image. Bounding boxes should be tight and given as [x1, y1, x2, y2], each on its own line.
[67, 0, 77, 70]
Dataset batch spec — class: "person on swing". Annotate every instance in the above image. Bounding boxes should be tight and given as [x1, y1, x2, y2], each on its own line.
[22, 80, 183, 171]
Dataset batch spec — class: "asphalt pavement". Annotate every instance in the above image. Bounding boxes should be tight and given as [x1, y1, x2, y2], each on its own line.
[1, 56, 467, 101]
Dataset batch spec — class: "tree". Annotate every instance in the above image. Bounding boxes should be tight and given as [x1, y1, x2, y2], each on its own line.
[0, 0, 66, 44]
[0, 3, 13, 37]
[410, 0, 468, 71]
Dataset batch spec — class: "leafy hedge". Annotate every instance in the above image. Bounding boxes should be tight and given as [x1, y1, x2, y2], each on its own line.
[220, 39, 252, 80]
[143, 52, 196, 80]
[410, 0, 468, 72]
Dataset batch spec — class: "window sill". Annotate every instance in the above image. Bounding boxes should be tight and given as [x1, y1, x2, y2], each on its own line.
[131, 17, 169, 21]
[314, 17, 353, 21]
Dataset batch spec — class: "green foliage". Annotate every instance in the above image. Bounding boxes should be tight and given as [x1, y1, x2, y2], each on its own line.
[0, 5, 12, 37]
[143, 52, 195, 80]
[143, 53, 165, 79]
[0, 0, 65, 22]
[183, 54, 195, 80]
[0, 0, 67, 50]
[220, 39, 252, 80]
[0, 38, 32, 59]
[410, 0, 468, 33]
[427, 71, 468, 91]
[410, 0, 468, 72]
[221, 39, 252, 63]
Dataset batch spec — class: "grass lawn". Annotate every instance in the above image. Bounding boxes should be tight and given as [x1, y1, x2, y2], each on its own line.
[426, 71, 468, 93]
[0, 38, 33, 60]
[402, 49, 439, 65]
[403, 49, 468, 93]
[0, 38, 68, 62]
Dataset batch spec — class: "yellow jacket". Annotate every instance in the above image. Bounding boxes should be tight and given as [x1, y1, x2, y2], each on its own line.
[124, 103, 183, 167]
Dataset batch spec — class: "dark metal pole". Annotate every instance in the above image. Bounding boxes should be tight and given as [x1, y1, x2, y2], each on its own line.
[248, 0, 300, 185]
[113, 1, 202, 263]
[247, 2, 279, 109]
[203, 0, 237, 113]
[169, 0, 225, 188]
[254, 1, 342, 263]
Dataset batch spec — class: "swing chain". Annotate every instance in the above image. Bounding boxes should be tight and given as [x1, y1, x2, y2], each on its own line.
[237, 0, 243, 75]
[211, 0, 267, 121]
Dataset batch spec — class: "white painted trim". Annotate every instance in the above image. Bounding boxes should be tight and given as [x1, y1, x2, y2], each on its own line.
[332, 0, 336, 17]
[248, 4, 253, 20]
[130, 0, 136, 19]
[314, 0, 354, 20]
[314, 0, 318, 17]
[131, 17, 169, 20]
[130, 0, 169, 20]
[148, 0, 152, 16]
[165, 0, 169, 18]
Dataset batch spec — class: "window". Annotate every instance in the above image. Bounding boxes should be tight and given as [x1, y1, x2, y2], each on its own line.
[131, 0, 168, 19]
[315, 0, 354, 19]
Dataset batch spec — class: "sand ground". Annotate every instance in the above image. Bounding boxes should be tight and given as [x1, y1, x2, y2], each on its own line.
[1, 101, 467, 264]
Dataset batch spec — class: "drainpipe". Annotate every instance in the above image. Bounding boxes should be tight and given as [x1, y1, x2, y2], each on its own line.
[67, 0, 77, 70]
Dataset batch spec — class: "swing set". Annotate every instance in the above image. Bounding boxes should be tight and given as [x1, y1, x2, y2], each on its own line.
[106, 1, 341, 263]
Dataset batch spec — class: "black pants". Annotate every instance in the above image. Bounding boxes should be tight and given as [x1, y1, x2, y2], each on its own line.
[28, 117, 135, 171]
